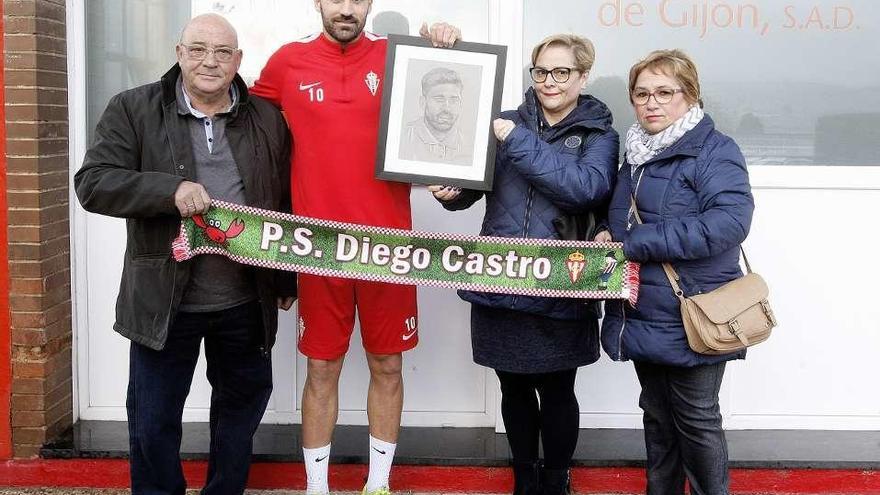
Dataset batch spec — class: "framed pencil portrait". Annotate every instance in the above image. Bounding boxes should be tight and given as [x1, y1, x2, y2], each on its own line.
[375, 35, 507, 191]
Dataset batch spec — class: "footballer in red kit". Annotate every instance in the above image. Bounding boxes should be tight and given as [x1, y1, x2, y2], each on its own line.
[252, 30, 418, 359]
[251, 1, 461, 493]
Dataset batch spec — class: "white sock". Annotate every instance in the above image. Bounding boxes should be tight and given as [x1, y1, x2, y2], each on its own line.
[303, 443, 331, 494]
[365, 435, 397, 491]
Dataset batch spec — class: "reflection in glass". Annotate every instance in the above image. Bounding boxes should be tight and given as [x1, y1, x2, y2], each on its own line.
[523, 0, 880, 166]
[86, 0, 192, 140]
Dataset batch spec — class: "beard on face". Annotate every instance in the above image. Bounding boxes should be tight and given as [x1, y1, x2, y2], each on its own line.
[426, 111, 458, 132]
[322, 13, 365, 43]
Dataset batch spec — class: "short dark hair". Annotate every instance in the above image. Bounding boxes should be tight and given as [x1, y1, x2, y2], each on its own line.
[421, 67, 463, 96]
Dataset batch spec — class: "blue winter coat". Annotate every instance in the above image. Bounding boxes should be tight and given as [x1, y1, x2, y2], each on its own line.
[600, 115, 754, 367]
[443, 89, 619, 320]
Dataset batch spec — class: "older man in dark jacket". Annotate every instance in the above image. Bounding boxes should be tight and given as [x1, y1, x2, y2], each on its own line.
[74, 13, 295, 495]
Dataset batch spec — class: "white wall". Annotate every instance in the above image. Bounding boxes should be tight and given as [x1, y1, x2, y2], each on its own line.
[723, 186, 880, 430]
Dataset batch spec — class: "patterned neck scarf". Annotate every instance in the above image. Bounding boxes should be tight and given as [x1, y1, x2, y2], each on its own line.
[626, 105, 705, 170]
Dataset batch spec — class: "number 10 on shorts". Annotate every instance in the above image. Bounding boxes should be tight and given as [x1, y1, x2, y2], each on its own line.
[402, 316, 417, 341]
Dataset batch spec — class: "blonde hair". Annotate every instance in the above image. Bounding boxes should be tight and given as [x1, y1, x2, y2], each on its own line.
[531, 34, 596, 73]
[628, 49, 702, 107]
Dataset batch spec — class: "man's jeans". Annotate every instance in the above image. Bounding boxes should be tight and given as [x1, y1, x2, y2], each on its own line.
[126, 301, 273, 495]
[633, 361, 729, 495]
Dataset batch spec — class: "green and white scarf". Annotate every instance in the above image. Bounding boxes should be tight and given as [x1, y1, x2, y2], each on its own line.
[172, 201, 641, 304]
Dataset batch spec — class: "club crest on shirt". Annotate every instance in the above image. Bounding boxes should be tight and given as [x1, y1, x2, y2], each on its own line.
[365, 71, 380, 96]
[564, 135, 582, 149]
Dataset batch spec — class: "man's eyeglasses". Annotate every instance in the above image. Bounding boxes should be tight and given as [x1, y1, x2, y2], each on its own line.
[631, 88, 685, 105]
[181, 44, 239, 63]
[529, 67, 576, 84]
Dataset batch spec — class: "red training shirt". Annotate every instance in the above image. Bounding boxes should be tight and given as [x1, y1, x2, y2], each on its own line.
[251, 32, 412, 229]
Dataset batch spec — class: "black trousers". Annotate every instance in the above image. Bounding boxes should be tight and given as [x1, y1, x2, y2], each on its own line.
[126, 301, 273, 495]
[496, 368, 580, 469]
[634, 361, 729, 495]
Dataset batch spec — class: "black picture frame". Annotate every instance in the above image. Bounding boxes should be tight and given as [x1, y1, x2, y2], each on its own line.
[375, 34, 507, 191]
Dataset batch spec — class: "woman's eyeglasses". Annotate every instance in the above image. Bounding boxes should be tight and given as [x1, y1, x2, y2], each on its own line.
[529, 67, 576, 84]
[631, 88, 685, 105]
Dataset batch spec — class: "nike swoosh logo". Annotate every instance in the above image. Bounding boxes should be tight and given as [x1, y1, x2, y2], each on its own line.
[402, 330, 417, 341]
[315, 455, 328, 463]
[299, 81, 323, 90]
[372, 446, 387, 455]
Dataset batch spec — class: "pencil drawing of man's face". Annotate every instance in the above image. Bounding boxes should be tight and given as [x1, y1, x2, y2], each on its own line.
[423, 83, 462, 132]
[398, 64, 476, 167]
[420, 68, 463, 133]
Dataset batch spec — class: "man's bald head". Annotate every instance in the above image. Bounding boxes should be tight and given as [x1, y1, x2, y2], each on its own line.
[175, 13, 242, 106]
[179, 13, 239, 47]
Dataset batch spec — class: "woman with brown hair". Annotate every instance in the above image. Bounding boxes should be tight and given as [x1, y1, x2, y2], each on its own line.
[597, 49, 754, 494]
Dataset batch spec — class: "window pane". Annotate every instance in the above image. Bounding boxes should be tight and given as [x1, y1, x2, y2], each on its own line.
[192, 0, 490, 82]
[86, 0, 192, 139]
[523, 0, 880, 166]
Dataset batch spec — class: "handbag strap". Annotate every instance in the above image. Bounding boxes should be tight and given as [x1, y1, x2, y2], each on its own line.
[740, 247, 753, 274]
[628, 194, 752, 300]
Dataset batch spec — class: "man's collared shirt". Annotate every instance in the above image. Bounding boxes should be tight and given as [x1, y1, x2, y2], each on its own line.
[399, 118, 471, 166]
[175, 78, 256, 313]
[178, 82, 238, 153]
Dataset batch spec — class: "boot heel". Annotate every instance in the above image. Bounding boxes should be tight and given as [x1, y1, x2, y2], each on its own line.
[540, 467, 571, 495]
[512, 461, 541, 495]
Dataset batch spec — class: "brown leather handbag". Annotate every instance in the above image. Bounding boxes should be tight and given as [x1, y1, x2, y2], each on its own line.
[661, 254, 777, 354]
[630, 196, 777, 354]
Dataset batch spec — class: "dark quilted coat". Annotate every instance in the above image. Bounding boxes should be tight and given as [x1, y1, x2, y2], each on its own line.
[442, 88, 619, 320]
[600, 115, 754, 367]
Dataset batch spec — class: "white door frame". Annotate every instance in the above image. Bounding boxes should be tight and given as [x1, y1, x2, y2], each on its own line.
[67, 0, 87, 425]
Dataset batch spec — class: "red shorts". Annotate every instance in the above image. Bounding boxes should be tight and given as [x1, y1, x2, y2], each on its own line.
[296, 273, 419, 359]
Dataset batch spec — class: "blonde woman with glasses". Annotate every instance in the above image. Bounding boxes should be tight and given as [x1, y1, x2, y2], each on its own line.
[431, 34, 619, 495]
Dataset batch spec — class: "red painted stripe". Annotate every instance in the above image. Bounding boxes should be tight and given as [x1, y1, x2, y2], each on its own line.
[0, 0, 14, 461]
[0, 460, 878, 494]
[729, 468, 880, 494]
[0, 459, 131, 487]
